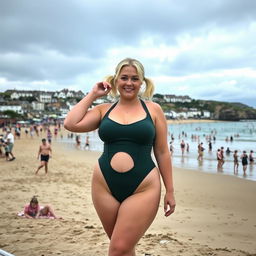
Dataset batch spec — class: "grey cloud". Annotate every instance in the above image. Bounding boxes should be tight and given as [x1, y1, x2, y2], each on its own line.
[0, 0, 256, 107]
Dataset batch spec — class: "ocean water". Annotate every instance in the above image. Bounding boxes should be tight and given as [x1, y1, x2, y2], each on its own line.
[168, 121, 256, 181]
[59, 120, 256, 181]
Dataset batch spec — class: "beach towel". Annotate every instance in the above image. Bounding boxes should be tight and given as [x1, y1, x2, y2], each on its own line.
[17, 211, 55, 219]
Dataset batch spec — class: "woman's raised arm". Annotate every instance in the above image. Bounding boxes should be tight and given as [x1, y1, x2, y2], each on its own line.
[64, 82, 111, 133]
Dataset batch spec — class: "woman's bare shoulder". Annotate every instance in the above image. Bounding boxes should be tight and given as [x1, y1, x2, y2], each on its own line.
[94, 102, 115, 116]
[144, 100, 162, 113]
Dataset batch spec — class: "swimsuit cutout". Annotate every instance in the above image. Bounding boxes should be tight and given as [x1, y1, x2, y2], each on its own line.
[98, 99, 156, 202]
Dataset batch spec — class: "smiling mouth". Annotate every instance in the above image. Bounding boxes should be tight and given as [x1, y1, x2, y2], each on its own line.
[124, 87, 134, 92]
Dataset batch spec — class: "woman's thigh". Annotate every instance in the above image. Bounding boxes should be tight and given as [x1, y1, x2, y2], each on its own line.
[110, 169, 161, 249]
[91, 164, 120, 238]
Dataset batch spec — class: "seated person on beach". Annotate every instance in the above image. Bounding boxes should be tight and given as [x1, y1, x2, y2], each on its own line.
[23, 196, 61, 219]
[35, 138, 52, 175]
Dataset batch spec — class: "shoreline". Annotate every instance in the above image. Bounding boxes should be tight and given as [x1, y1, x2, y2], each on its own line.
[59, 136, 256, 182]
[0, 133, 256, 255]
[166, 119, 221, 124]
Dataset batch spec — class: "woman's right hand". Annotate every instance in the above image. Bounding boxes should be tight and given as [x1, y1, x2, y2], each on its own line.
[92, 81, 112, 98]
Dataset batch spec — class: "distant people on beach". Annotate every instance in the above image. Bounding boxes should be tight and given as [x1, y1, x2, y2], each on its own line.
[30, 125, 34, 138]
[4, 139, 12, 161]
[22, 196, 61, 219]
[5, 130, 15, 161]
[220, 147, 225, 167]
[15, 125, 21, 139]
[241, 151, 248, 175]
[197, 142, 204, 161]
[180, 140, 185, 155]
[35, 138, 52, 175]
[64, 58, 175, 255]
[169, 141, 174, 156]
[54, 126, 58, 139]
[226, 147, 232, 155]
[47, 128, 52, 144]
[208, 141, 212, 152]
[24, 127, 29, 137]
[0, 136, 4, 158]
[84, 135, 90, 150]
[249, 150, 254, 164]
[75, 134, 81, 148]
[186, 142, 189, 152]
[233, 150, 239, 174]
[217, 149, 222, 170]
[1, 137, 11, 161]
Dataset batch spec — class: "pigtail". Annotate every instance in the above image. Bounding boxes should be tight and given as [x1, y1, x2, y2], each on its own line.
[105, 75, 118, 98]
[142, 77, 155, 99]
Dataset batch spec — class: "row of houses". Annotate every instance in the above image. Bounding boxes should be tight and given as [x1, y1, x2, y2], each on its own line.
[165, 109, 211, 119]
[5, 89, 85, 103]
[0, 89, 85, 118]
[0, 89, 211, 120]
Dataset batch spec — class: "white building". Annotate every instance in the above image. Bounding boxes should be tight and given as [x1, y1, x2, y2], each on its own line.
[164, 111, 178, 119]
[39, 93, 52, 103]
[187, 109, 201, 118]
[0, 105, 24, 114]
[164, 94, 192, 103]
[9, 90, 34, 99]
[202, 110, 211, 118]
[32, 102, 45, 111]
[54, 89, 85, 99]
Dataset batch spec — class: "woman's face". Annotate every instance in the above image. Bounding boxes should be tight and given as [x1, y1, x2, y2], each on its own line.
[116, 65, 143, 100]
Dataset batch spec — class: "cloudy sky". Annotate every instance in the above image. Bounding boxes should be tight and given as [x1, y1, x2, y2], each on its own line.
[1, 0, 256, 107]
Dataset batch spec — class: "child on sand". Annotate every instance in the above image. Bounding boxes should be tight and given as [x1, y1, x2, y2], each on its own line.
[23, 196, 61, 219]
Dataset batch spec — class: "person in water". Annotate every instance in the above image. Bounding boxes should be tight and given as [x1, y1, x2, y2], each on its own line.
[241, 150, 249, 175]
[64, 58, 175, 256]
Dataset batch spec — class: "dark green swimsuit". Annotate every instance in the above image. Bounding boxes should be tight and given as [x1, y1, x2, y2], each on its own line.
[98, 99, 156, 202]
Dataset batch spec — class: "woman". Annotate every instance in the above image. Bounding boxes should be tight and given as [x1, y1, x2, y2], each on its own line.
[64, 58, 175, 256]
[241, 150, 248, 175]
[233, 150, 239, 173]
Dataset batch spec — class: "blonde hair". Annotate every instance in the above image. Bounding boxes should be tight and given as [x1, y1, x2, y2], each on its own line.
[105, 58, 155, 99]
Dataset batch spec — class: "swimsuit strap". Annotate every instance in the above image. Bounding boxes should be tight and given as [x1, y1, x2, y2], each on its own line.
[103, 99, 152, 121]
[103, 101, 118, 118]
[140, 99, 153, 122]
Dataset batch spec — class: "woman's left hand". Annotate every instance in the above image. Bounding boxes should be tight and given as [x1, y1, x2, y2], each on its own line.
[164, 192, 176, 217]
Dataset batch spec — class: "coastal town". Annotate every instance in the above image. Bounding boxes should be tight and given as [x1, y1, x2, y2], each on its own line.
[0, 89, 211, 126]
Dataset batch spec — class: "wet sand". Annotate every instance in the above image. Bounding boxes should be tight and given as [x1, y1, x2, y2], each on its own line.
[0, 132, 256, 255]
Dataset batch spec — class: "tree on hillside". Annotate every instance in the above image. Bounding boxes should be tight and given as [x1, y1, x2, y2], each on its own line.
[2, 110, 22, 119]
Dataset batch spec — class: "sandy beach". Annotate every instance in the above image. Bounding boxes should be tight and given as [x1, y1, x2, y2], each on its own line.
[0, 131, 256, 256]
